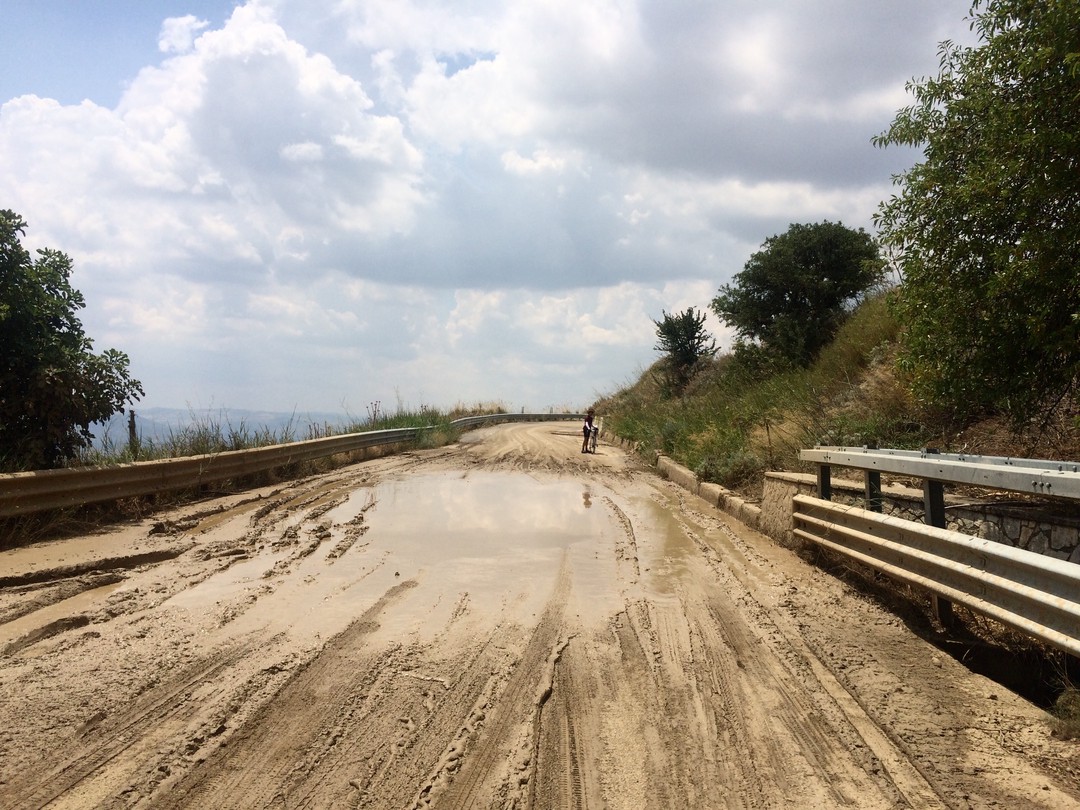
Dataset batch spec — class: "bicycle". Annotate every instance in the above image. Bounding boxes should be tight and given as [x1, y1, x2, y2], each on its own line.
[587, 425, 599, 453]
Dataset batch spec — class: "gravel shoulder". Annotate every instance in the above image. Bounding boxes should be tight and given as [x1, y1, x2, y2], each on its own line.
[0, 422, 1076, 808]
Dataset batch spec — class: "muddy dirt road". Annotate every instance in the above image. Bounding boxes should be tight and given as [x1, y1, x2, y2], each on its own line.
[1, 422, 1077, 809]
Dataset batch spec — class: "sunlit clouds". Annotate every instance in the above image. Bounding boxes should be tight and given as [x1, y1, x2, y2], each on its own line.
[0, 0, 974, 412]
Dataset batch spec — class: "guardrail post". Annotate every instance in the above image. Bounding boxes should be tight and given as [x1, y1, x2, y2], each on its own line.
[861, 443, 882, 512]
[923, 480, 946, 526]
[923, 452, 954, 627]
[864, 470, 882, 512]
[817, 464, 832, 501]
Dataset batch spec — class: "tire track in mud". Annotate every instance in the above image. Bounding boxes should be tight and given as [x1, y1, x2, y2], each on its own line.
[602, 496, 640, 582]
[581, 485, 943, 809]
[699, 518, 949, 808]
[0, 450, 470, 807]
[147, 564, 567, 810]
[427, 561, 573, 810]
[0, 640, 258, 810]
[0, 451, 454, 646]
[2, 467, 385, 656]
[190, 450, 432, 536]
[700, 591, 896, 807]
[149, 579, 422, 808]
[0, 547, 192, 589]
[295, 617, 521, 808]
[606, 589, 879, 809]
[666, 498, 949, 808]
[530, 638, 593, 810]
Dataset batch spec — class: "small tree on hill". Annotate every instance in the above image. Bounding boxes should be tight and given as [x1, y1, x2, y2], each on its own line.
[653, 307, 718, 394]
[711, 222, 884, 367]
[0, 210, 144, 470]
[873, 0, 1080, 425]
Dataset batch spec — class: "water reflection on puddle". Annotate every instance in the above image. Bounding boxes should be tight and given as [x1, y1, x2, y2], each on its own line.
[346, 472, 604, 562]
[331, 472, 612, 634]
[170, 472, 612, 643]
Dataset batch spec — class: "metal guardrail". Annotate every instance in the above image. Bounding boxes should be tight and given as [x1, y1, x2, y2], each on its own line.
[450, 412, 580, 430]
[0, 413, 581, 518]
[795, 445, 1080, 656]
[809, 446, 1080, 473]
[800, 446, 1080, 498]
[792, 495, 1080, 657]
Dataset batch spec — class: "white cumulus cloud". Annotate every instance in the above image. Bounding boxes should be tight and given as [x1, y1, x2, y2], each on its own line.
[0, 0, 977, 413]
[159, 15, 211, 54]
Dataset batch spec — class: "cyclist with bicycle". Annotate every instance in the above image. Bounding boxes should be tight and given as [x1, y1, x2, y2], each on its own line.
[581, 408, 596, 453]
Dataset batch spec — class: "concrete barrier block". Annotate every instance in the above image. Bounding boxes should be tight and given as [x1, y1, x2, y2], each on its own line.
[658, 456, 699, 496]
[698, 482, 725, 508]
[739, 502, 762, 529]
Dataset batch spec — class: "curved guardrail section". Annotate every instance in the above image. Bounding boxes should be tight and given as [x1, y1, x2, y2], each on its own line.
[792, 494, 1080, 657]
[0, 413, 582, 518]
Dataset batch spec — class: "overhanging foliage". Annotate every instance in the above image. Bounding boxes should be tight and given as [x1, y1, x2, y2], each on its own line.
[0, 210, 144, 470]
[874, 0, 1080, 424]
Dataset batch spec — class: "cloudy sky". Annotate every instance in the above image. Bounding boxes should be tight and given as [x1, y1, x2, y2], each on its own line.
[1, 0, 976, 418]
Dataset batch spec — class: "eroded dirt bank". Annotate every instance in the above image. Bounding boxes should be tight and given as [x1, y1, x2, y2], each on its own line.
[0, 422, 1077, 808]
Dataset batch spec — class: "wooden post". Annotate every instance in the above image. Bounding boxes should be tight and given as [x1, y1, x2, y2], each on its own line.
[923, 455, 954, 627]
[127, 409, 139, 460]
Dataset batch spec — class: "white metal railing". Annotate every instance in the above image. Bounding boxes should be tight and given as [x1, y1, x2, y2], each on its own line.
[0, 413, 581, 518]
[795, 445, 1080, 656]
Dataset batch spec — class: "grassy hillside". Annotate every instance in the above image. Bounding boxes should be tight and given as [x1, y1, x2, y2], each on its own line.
[596, 292, 1080, 495]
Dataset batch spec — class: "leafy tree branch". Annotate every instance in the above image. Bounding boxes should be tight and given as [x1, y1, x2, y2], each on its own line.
[1, 210, 144, 470]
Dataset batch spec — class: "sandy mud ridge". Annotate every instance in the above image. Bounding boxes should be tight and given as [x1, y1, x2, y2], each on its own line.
[0, 422, 1077, 808]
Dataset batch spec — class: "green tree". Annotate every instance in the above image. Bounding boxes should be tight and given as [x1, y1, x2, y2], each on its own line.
[653, 307, 717, 394]
[873, 0, 1080, 423]
[710, 222, 883, 367]
[0, 210, 144, 470]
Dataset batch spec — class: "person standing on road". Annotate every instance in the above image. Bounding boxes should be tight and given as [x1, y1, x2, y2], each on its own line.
[582, 408, 595, 453]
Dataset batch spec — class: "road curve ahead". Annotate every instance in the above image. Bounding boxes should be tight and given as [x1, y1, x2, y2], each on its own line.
[0, 422, 1077, 808]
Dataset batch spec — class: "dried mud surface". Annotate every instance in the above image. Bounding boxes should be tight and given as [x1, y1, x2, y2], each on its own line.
[0, 422, 1077, 809]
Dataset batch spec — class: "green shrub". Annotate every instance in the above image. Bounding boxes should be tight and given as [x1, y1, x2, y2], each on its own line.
[1053, 687, 1080, 740]
[696, 450, 763, 489]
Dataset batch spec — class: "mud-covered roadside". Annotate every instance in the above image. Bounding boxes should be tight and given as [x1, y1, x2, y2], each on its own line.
[0, 422, 1077, 808]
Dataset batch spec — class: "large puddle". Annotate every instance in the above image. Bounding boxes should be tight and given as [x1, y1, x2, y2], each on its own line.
[3, 472, 703, 656]
[169, 471, 618, 645]
[350, 471, 603, 562]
